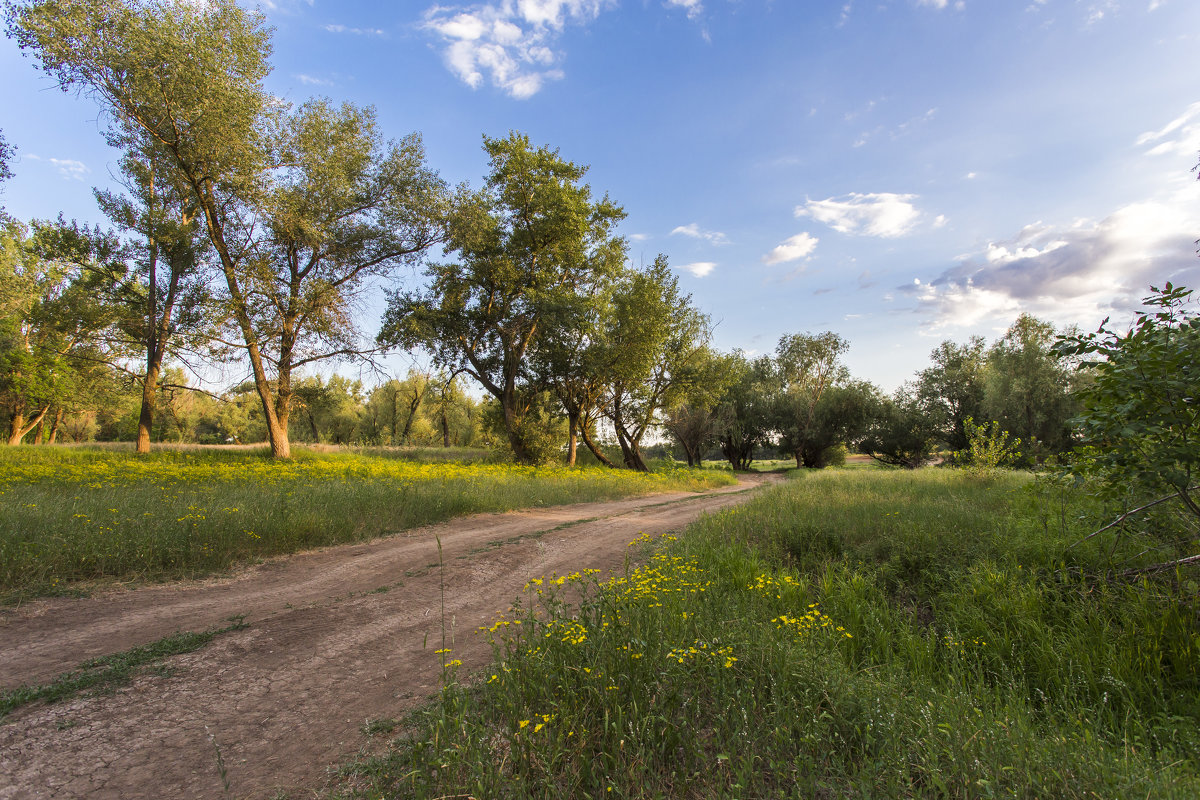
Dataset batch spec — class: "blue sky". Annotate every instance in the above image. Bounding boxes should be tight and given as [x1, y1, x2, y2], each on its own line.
[2, 0, 1198, 391]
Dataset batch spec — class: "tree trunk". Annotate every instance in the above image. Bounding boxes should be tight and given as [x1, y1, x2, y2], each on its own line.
[441, 412, 451, 448]
[47, 408, 63, 445]
[136, 361, 162, 455]
[6, 404, 49, 446]
[566, 407, 579, 467]
[579, 424, 616, 468]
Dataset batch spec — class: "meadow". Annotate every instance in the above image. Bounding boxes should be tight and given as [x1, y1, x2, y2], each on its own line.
[0, 446, 735, 603]
[338, 468, 1200, 799]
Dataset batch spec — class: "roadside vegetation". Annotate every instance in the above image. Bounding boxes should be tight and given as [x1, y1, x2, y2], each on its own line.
[0, 446, 734, 603]
[334, 468, 1200, 799]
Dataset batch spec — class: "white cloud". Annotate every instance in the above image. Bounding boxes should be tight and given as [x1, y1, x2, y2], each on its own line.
[762, 232, 819, 265]
[670, 223, 730, 245]
[916, 0, 965, 9]
[294, 73, 334, 86]
[628, 233, 651, 242]
[677, 261, 717, 277]
[796, 192, 923, 237]
[907, 194, 1200, 330]
[49, 158, 89, 181]
[324, 23, 385, 35]
[666, 0, 703, 20]
[1137, 101, 1200, 159]
[423, 2, 612, 98]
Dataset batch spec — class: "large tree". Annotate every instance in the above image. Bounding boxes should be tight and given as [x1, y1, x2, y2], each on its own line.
[220, 99, 447, 457]
[8, 0, 281, 444]
[380, 133, 626, 463]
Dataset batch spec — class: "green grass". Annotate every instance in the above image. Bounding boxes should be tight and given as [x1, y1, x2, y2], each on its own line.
[0, 617, 247, 720]
[0, 446, 734, 603]
[330, 468, 1200, 799]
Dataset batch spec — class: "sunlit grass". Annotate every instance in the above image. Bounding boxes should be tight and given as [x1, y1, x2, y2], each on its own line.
[337, 468, 1200, 799]
[0, 446, 734, 602]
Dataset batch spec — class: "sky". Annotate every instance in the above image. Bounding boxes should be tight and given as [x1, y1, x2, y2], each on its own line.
[1, 0, 1198, 392]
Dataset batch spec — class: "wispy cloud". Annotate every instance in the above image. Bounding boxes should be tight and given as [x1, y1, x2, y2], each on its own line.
[294, 73, 334, 86]
[677, 261, 717, 277]
[1137, 101, 1200, 159]
[796, 192, 923, 238]
[671, 222, 730, 245]
[324, 23, 386, 36]
[49, 158, 89, 181]
[917, 0, 966, 9]
[422, 1, 613, 99]
[762, 232, 819, 265]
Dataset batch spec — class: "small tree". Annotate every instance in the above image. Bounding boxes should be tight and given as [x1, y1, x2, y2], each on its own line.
[956, 417, 1022, 476]
[860, 386, 939, 469]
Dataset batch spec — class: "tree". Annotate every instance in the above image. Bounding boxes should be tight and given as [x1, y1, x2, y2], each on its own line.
[0, 218, 124, 444]
[860, 385, 939, 469]
[1056, 283, 1200, 523]
[599, 257, 711, 471]
[9, 0, 281, 445]
[713, 352, 777, 470]
[92, 144, 212, 454]
[225, 100, 447, 457]
[915, 336, 986, 454]
[771, 331, 850, 468]
[380, 133, 626, 464]
[779, 380, 878, 468]
[663, 349, 737, 467]
[981, 313, 1076, 460]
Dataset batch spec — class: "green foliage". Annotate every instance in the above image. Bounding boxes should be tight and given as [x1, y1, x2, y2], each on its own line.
[980, 313, 1077, 461]
[915, 336, 986, 452]
[956, 417, 1023, 475]
[859, 386, 939, 469]
[380, 133, 625, 464]
[1057, 283, 1200, 523]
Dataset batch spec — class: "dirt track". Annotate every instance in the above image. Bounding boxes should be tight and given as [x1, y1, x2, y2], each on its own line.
[0, 473, 778, 800]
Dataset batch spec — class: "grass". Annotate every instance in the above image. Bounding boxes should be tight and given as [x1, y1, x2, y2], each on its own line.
[0, 445, 734, 603]
[0, 616, 248, 720]
[330, 468, 1200, 799]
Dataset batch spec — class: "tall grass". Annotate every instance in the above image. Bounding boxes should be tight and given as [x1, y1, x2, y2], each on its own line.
[338, 469, 1200, 799]
[0, 446, 734, 602]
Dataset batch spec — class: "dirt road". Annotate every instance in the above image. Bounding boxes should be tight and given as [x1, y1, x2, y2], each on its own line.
[0, 473, 778, 800]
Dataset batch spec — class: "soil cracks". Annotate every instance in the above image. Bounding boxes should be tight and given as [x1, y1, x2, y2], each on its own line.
[0, 473, 778, 800]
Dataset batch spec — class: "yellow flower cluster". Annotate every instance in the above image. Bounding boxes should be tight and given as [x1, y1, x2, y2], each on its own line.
[772, 604, 853, 639]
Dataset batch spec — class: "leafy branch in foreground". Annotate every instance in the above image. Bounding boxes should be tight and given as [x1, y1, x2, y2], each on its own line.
[1056, 282, 1200, 563]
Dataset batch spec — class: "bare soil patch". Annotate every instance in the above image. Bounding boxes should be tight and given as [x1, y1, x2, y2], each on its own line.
[0, 473, 778, 800]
